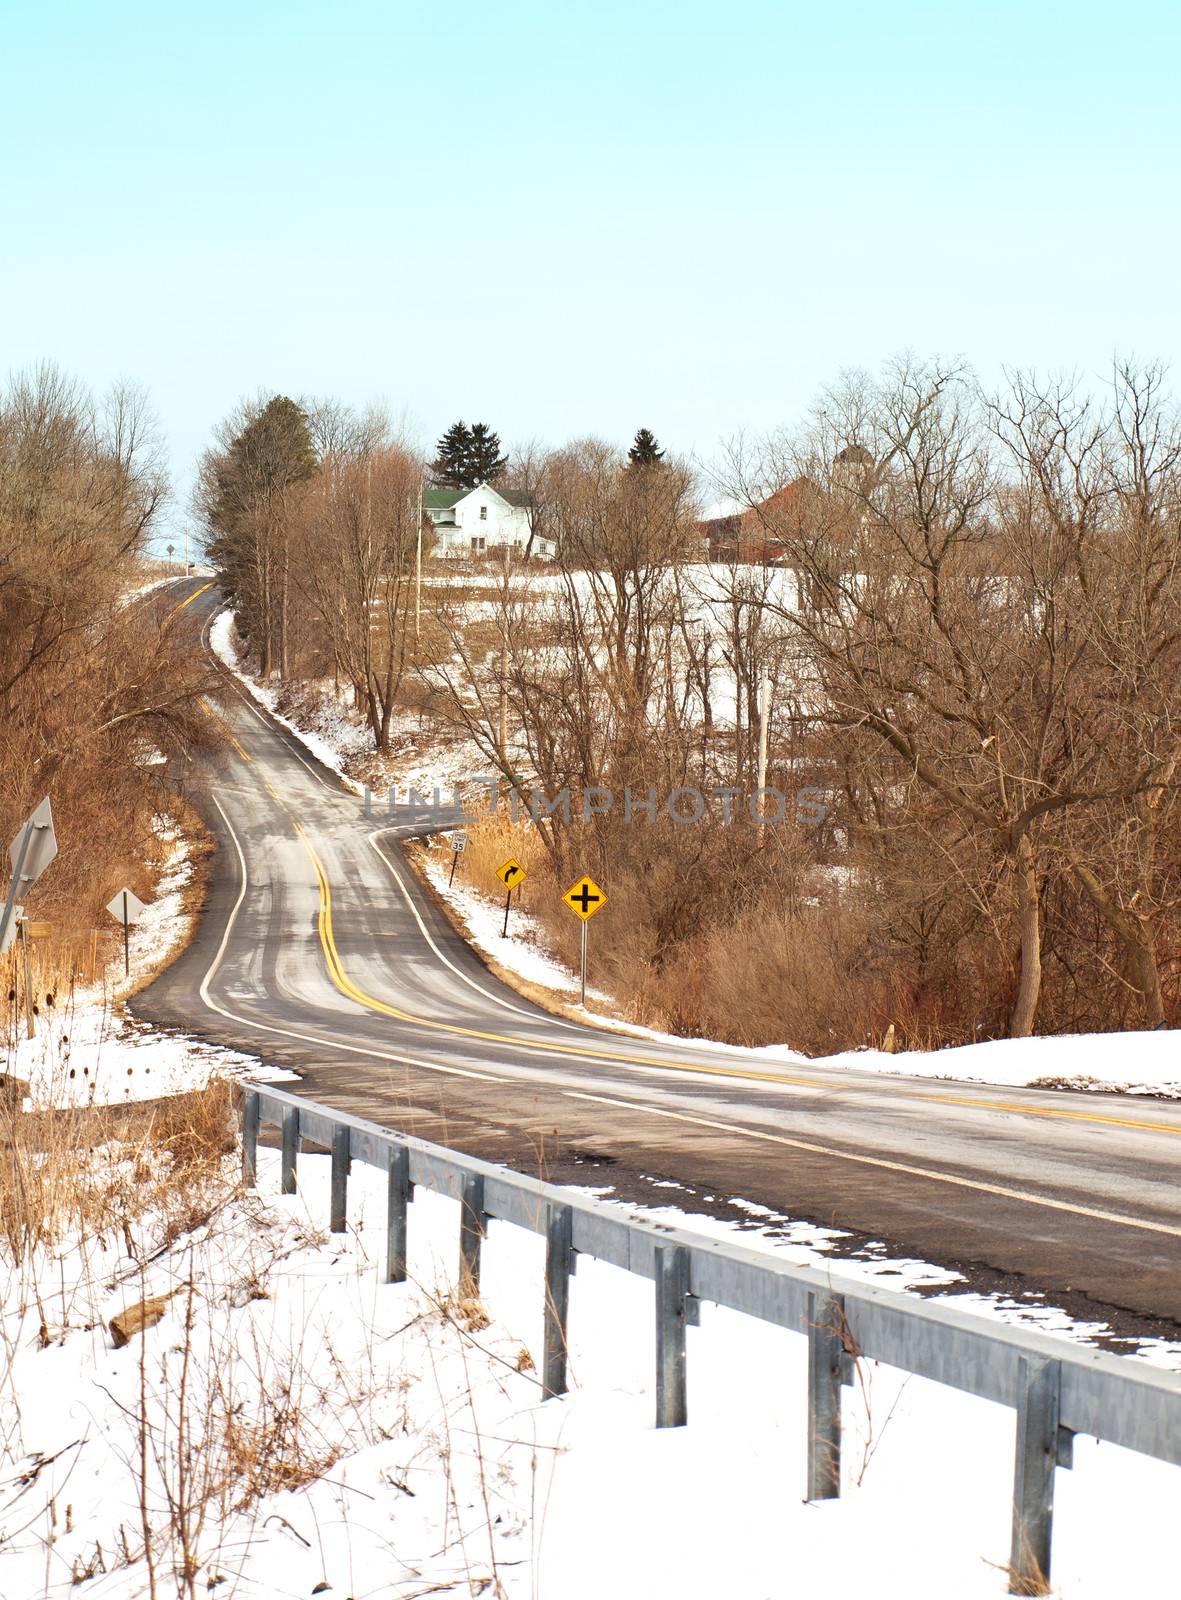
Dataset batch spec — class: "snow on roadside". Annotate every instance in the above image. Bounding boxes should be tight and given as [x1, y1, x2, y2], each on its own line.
[119, 573, 175, 605]
[3, 1003, 277, 1110]
[419, 841, 1181, 1098]
[208, 609, 368, 792]
[419, 845, 612, 1002]
[4, 1145, 1179, 1599]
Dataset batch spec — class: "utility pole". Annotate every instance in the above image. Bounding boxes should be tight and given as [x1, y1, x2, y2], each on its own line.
[184, 528, 190, 575]
[756, 675, 772, 844]
[415, 479, 423, 643]
[498, 543, 511, 762]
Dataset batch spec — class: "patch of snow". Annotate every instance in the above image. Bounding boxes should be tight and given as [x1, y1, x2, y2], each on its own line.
[4, 1146, 1179, 1597]
[3, 1004, 285, 1111]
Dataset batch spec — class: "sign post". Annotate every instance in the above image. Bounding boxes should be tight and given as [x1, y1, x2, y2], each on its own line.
[496, 858, 526, 936]
[106, 887, 148, 978]
[561, 875, 608, 1006]
[20, 919, 34, 1039]
[449, 831, 468, 888]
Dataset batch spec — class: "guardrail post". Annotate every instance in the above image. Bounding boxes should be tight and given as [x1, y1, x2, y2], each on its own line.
[280, 1105, 299, 1195]
[330, 1124, 350, 1233]
[385, 1144, 411, 1283]
[807, 1291, 846, 1500]
[1009, 1356, 1060, 1595]
[655, 1244, 690, 1427]
[543, 1202, 574, 1399]
[242, 1090, 260, 1186]
[459, 1174, 486, 1295]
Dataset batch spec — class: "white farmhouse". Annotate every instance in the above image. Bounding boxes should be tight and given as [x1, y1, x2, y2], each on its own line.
[423, 484, 554, 560]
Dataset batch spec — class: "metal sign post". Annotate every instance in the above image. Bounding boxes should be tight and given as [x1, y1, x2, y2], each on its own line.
[449, 831, 468, 888]
[20, 918, 34, 1039]
[106, 887, 148, 978]
[562, 875, 608, 1007]
[496, 858, 526, 936]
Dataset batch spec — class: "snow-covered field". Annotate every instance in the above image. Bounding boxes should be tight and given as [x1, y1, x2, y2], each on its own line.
[3, 1143, 1178, 1599]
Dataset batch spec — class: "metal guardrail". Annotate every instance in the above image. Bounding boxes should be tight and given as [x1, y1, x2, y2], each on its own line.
[243, 1082, 1181, 1595]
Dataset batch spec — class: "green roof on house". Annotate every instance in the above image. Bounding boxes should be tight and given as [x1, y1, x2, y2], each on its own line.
[423, 488, 464, 509]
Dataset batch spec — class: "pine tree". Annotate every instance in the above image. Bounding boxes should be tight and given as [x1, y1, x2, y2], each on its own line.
[628, 426, 664, 466]
[467, 422, 508, 486]
[627, 427, 665, 469]
[430, 420, 508, 488]
[430, 421, 473, 488]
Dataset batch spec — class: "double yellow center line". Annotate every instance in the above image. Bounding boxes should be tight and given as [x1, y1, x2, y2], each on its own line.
[161, 580, 213, 630]
[291, 823, 1181, 1138]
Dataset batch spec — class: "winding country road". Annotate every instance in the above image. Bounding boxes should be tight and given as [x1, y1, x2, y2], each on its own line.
[137, 582, 1181, 1333]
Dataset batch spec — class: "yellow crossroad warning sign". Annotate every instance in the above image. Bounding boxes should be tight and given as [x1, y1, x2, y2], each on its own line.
[562, 876, 607, 921]
[496, 858, 527, 889]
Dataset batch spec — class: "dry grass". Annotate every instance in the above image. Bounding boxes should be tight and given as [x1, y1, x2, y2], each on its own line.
[452, 796, 551, 900]
[0, 1080, 236, 1273]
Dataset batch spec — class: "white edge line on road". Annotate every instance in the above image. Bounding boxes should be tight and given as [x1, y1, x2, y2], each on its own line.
[191, 603, 1181, 1240]
[199, 790, 511, 1087]
[196, 799, 1181, 1242]
[203, 599, 580, 1033]
[368, 831, 583, 1029]
[561, 1090, 1181, 1240]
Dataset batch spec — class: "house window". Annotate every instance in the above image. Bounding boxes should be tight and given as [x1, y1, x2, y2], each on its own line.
[479, 505, 488, 521]
[471, 535, 486, 554]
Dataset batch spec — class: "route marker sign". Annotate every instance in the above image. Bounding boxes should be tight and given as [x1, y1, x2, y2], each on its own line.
[107, 887, 147, 978]
[562, 875, 607, 1006]
[562, 876, 607, 921]
[496, 857, 526, 937]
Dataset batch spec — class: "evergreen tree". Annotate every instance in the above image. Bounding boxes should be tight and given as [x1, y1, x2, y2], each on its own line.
[430, 420, 509, 489]
[467, 422, 508, 486]
[627, 427, 665, 469]
[430, 420, 473, 488]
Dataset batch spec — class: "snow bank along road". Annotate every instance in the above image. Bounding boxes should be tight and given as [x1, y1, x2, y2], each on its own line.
[137, 582, 1181, 1330]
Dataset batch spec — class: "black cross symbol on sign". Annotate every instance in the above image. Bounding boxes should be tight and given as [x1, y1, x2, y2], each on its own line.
[571, 882, 600, 913]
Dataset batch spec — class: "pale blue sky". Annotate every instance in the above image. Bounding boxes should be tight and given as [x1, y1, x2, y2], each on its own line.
[2, 0, 1178, 542]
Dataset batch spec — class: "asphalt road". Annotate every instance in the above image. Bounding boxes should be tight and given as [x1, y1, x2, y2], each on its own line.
[137, 582, 1181, 1333]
